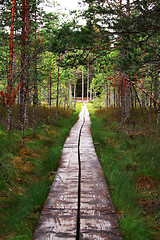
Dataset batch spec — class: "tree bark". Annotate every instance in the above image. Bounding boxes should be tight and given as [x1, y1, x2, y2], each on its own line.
[20, 0, 26, 145]
[69, 83, 72, 107]
[114, 88, 116, 108]
[56, 55, 60, 119]
[33, 5, 38, 128]
[24, 0, 30, 124]
[149, 80, 153, 124]
[82, 68, 84, 102]
[133, 86, 146, 123]
[6, 0, 15, 133]
[87, 58, 89, 102]
[130, 82, 135, 128]
[74, 84, 76, 111]
[109, 85, 111, 107]
[153, 75, 158, 111]
[157, 77, 160, 124]
[106, 81, 108, 108]
[49, 68, 52, 107]
[121, 79, 126, 125]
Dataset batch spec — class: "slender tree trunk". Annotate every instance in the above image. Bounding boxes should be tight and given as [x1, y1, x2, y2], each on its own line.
[56, 56, 60, 119]
[130, 83, 135, 128]
[117, 93, 120, 108]
[90, 72, 93, 101]
[33, 6, 38, 127]
[20, 0, 26, 145]
[24, 0, 30, 124]
[133, 86, 146, 123]
[6, 0, 16, 133]
[126, 0, 130, 15]
[106, 81, 108, 108]
[142, 92, 145, 107]
[109, 85, 111, 107]
[125, 83, 130, 122]
[149, 80, 153, 124]
[13, 29, 17, 76]
[39, 83, 41, 105]
[114, 88, 116, 108]
[90, 88, 92, 101]
[157, 77, 160, 124]
[64, 84, 67, 110]
[74, 84, 76, 111]
[134, 93, 137, 108]
[49, 68, 52, 107]
[69, 83, 72, 107]
[153, 75, 158, 112]
[121, 79, 125, 125]
[87, 58, 89, 102]
[82, 68, 84, 102]
[59, 82, 62, 108]
[93, 86, 94, 107]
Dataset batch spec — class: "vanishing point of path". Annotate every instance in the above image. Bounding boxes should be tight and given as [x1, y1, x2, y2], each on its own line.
[33, 105, 122, 240]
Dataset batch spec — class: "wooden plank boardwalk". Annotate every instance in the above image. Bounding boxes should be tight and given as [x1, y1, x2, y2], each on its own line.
[33, 105, 122, 240]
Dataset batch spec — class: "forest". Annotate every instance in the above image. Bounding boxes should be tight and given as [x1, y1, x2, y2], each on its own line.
[0, 0, 159, 239]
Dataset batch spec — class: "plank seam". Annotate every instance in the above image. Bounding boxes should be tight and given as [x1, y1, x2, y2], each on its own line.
[76, 107, 85, 240]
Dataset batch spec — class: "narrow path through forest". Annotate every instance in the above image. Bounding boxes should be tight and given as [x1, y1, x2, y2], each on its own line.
[33, 105, 122, 240]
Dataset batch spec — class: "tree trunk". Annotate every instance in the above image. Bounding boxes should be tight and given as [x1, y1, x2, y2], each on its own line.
[69, 83, 72, 107]
[33, 6, 38, 127]
[6, 0, 15, 133]
[121, 79, 125, 125]
[153, 75, 158, 112]
[24, 0, 30, 124]
[39, 83, 41, 105]
[74, 84, 76, 111]
[90, 88, 92, 101]
[82, 68, 84, 102]
[109, 85, 111, 107]
[157, 77, 160, 124]
[49, 68, 52, 107]
[87, 58, 89, 102]
[142, 92, 145, 107]
[20, 0, 26, 145]
[133, 86, 146, 123]
[130, 83, 135, 128]
[117, 93, 120, 108]
[125, 83, 130, 122]
[106, 81, 108, 108]
[114, 88, 116, 108]
[56, 56, 60, 119]
[149, 80, 153, 124]
[90, 72, 93, 101]
[93, 87, 94, 107]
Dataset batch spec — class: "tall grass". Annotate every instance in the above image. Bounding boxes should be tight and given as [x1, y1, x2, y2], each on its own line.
[88, 103, 160, 240]
[0, 103, 82, 240]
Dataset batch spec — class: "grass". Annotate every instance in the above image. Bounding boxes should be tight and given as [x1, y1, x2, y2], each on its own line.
[0, 103, 82, 240]
[87, 103, 160, 240]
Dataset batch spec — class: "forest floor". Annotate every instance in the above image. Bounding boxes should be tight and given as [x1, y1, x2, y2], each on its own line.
[88, 103, 160, 240]
[0, 104, 82, 240]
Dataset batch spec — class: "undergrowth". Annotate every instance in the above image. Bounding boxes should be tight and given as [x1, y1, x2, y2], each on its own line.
[87, 103, 160, 240]
[0, 103, 82, 240]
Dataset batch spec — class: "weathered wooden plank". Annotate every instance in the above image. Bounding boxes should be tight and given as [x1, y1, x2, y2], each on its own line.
[79, 105, 122, 240]
[33, 117, 82, 240]
[33, 105, 122, 240]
